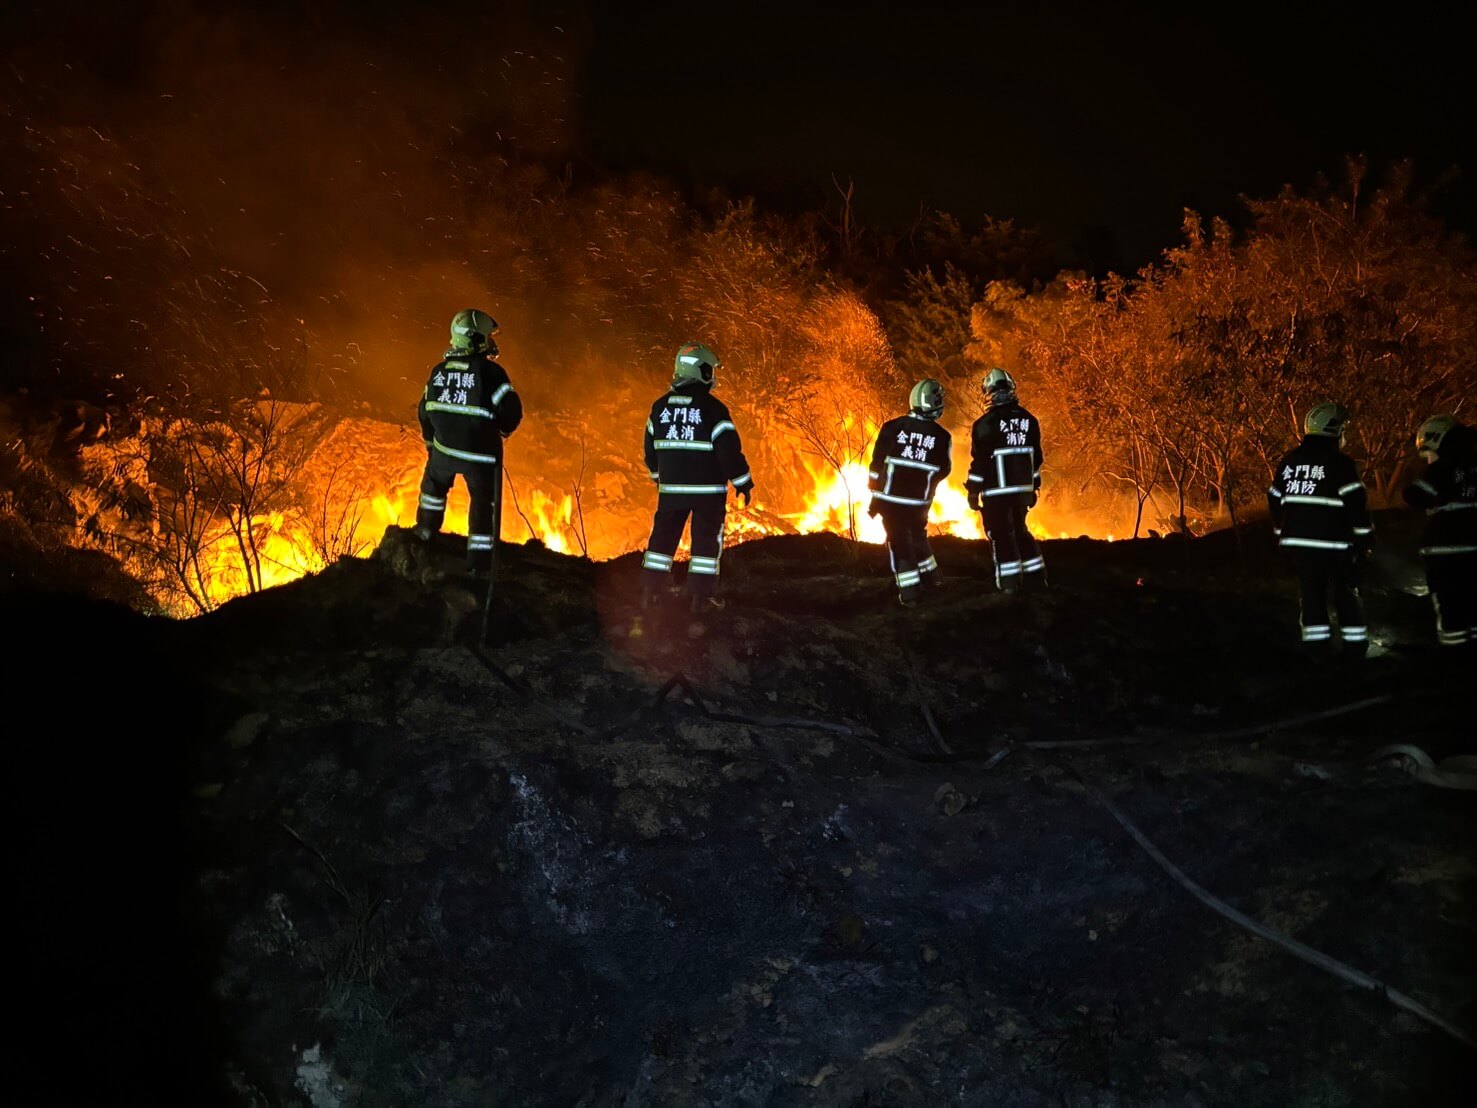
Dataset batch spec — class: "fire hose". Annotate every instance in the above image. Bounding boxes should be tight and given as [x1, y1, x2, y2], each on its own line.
[1366, 744, 1477, 791]
[980, 691, 1477, 1049]
[1060, 756, 1476, 1050]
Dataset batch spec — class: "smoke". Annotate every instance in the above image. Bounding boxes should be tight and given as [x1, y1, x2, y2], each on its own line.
[1, 0, 931, 561]
[2, 0, 599, 410]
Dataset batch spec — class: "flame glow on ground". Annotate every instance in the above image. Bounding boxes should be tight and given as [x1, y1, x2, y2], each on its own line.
[184, 446, 1110, 611]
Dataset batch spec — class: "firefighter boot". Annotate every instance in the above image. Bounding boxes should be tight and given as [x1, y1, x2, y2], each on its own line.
[414, 523, 436, 543]
[1331, 643, 1367, 687]
[639, 575, 666, 611]
[1300, 639, 1335, 671]
[998, 574, 1022, 595]
[629, 576, 665, 638]
[898, 584, 921, 608]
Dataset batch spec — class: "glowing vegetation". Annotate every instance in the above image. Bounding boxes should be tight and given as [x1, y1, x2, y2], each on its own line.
[3, 16, 1472, 612]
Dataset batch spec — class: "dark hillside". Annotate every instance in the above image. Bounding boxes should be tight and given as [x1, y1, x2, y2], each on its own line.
[4, 520, 1472, 1105]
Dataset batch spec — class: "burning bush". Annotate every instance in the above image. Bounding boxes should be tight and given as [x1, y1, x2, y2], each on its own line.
[966, 160, 1477, 538]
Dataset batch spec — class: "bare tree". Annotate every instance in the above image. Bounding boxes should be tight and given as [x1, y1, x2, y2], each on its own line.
[784, 388, 878, 541]
[502, 466, 537, 544]
[125, 398, 319, 611]
[131, 429, 234, 615]
[824, 175, 863, 261]
[301, 456, 372, 565]
[202, 398, 316, 595]
[570, 432, 590, 558]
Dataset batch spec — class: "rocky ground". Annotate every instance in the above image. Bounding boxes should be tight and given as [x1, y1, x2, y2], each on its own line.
[6, 513, 1474, 1106]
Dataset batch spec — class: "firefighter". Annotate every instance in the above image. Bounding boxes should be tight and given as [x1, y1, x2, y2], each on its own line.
[639, 342, 754, 616]
[866, 378, 953, 607]
[966, 368, 1045, 593]
[414, 309, 523, 576]
[1266, 402, 1373, 659]
[1402, 415, 1477, 652]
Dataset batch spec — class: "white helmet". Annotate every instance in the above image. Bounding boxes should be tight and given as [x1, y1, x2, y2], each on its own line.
[1416, 414, 1460, 454]
[909, 378, 945, 419]
[983, 367, 1016, 401]
[1304, 401, 1349, 439]
[449, 308, 499, 355]
[673, 342, 721, 386]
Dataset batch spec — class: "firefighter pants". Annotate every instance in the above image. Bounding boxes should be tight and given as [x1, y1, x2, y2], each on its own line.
[1291, 548, 1367, 650]
[416, 451, 499, 573]
[642, 498, 726, 599]
[1425, 550, 1477, 647]
[980, 497, 1044, 589]
[879, 506, 939, 599]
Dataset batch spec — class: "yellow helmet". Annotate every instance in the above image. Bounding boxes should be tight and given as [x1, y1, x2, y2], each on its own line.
[673, 342, 721, 386]
[1304, 401, 1349, 438]
[909, 378, 945, 418]
[450, 308, 499, 354]
[1416, 414, 1460, 454]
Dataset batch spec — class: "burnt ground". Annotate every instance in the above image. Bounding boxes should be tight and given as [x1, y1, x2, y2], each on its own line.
[5, 512, 1474, 1106]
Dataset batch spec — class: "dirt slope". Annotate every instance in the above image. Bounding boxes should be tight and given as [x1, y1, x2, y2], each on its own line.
[7, 520, 1473, 1106]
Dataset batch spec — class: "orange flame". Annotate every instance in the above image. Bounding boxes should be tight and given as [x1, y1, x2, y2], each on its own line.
[193, 512, 325, 601]
[178, 416, 1124, 612]
[788, 460, 984, 543]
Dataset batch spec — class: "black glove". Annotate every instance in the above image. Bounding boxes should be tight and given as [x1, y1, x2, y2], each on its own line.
[1027, 489, 1039, 509]
[967, 489, 981, 511]
[867, 496, 880, 518]
[737, 485, 753, 508]
[1356, 531, 1376, 556]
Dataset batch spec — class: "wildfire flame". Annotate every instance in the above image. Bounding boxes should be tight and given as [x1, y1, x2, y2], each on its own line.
[790, 461, 984, 544]
[176, 417, 1119, 613]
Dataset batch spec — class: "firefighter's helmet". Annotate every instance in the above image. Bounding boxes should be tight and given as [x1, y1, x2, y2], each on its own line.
[450, 308, 499, 355]
[1416, 414, 1460, 455]
[1304, 401, 1349, 439]
[983, 367, 1016, 396]
[673, 342, 721, 386]
[909, 378, 945, 419]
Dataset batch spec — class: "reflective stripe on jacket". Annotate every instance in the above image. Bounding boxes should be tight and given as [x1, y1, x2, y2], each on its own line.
[868, 413, 953, 508]
[417, 351, 522, 467]
[1402, 426, 1477, 556]
[643, 383, 752, 500]
[968, 401, 1042, 498]
[1266, 436, 1370, 551]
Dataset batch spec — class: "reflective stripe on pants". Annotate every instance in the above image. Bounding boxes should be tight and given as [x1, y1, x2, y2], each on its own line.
[642, 499, 727, 598]
[417, 451, 499, 571]
[981, 496, 1043, 589]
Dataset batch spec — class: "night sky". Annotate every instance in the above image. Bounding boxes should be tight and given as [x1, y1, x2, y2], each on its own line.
[3, 0, 1474, 275]
[583, 2, 1477, 270]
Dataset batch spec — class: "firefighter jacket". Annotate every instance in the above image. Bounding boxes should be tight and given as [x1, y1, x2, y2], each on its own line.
[868, 413, 952, 508]
[1266, 435, 1372, 552]
[417, 350, 522, 467]
[1402, 426, 1477, 557]
[968, 400, 1042, 499]
[643, 382, 753, 501]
